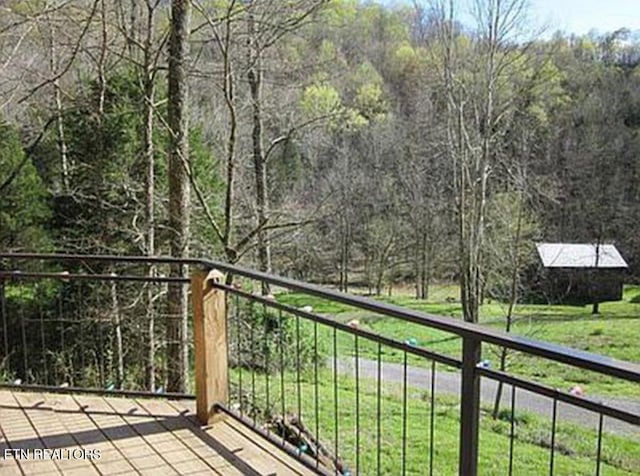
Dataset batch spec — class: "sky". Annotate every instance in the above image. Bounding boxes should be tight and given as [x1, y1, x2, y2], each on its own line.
[531, 0, 640, 36]
[381, 0, 640, 37]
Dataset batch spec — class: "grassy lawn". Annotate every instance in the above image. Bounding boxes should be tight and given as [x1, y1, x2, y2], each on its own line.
[275, 284, 640, 397]
[229, 368, 640, 475]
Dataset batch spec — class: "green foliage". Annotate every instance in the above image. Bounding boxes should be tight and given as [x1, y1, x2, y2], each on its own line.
[354, 82, 387, 122]
[0, 277, 176, 390]
[300, 82, 342, 117]
[350, 61, 384, 88]
[500, 53, 571, 128]
[320, 0, 357, 28]
[391, 42, 420, 75]
[0, 120, 50, 250]
[318, 39, 339, 64]
[40, 68, 217, 254]
[229, 298, 324, 374]
[50, 70, 156, 252]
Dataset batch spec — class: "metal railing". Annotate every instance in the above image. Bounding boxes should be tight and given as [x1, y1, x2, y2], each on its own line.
[1, 253, 639, 476]
[205, 268, 640, 476]
[0, 253, 193, 399]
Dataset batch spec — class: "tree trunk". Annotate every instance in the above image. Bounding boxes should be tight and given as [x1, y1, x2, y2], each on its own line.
[247, 7, 272, 293]
[375, 272, 383, 296]
[592, 240, 601, 314]
[436, 0, 527, 324]
[97, 0, 108, 117]
[421, 230, 430, 300]
[166, 0, 191, 393]
[338, 216, 350, 292]
[222, 29, 237, 260]
[48, 21, 69, 192]
[492, 196, 523, 419]
[142, 1, 157, 392]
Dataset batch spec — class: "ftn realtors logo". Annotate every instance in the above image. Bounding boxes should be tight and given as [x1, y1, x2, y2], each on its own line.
[3, 448, 102, 460]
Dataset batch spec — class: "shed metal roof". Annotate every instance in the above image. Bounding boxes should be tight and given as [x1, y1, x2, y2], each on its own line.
[536, 243, 628, 269]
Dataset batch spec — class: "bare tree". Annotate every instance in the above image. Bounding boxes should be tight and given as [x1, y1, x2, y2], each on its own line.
[245, 3, 272, 291]
[432, 0, 531, 322]
[167, 0, 191, 393]
[188, 1, 325, 274]
[43, 9, 71, 193]
[113, 0, 166, 392]
[243, 0, 326, 291]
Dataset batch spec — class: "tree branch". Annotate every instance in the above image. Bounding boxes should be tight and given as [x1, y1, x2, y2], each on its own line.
[152, 105, 226, 245]
[18, 0, 100, 104]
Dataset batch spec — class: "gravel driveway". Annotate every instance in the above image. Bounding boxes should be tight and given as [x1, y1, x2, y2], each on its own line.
[333, 357, 640, 437]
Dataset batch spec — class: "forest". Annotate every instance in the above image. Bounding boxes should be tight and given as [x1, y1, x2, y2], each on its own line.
[1, 0, 640, 319]
[1, 5, 640, 473]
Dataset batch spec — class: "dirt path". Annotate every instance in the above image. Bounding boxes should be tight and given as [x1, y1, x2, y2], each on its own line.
[333, 357, 640, 437]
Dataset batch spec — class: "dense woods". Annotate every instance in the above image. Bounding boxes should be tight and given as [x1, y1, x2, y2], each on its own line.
[2, 0, 640, 322]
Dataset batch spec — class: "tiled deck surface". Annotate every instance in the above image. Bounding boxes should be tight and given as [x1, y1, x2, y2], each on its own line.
[0, 390, 316, 475]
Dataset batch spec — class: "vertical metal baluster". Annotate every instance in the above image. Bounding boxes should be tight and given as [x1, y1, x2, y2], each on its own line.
[96, 287, 104, 388]
[39, 286, 48, 385]
[225, 291, 231, 407]
[236, 295, 243, 417]
[595, 413, 604, 476]
[1, 279, 7, 365]
[163, 278, 169, 392]
[20, 305, 27, 383]
[314, 320, 320, 469]
[355, 335, 360, 475]
[549, 397, 557, 475]
[111, 279, 124, 390]
[459, 337, 481, 476]
[429, 360, 436, 476]
[250, 301, 256, 424]
[279, 309, 286, 447]
[264, 302, 270, 433]
[77, 285, 85, 385]
[59, 294, 65, 384]
[146, 275, 156, 392]
[377, 342, 382, 476]
[333, 327, 339, 472]
[137, 279, 146, 390]
[402, 351, 408, 476]
[296, 313, 302, 447]
[508, 385, 517, 476]
[102, 282, 112, 387]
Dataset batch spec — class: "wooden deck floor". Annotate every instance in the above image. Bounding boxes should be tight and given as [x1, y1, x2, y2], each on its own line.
[0, 390, 317, 475]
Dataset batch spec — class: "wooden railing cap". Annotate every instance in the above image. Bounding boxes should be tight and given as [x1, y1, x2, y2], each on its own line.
[202, 269, 225, 292]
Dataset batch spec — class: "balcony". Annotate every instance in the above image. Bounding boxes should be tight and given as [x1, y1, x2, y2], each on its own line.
[0, 253, 638, 475]
[0, 389, 313, 475]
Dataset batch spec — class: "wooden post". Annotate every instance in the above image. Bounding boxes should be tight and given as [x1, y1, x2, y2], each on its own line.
[192, 269, 227, 425]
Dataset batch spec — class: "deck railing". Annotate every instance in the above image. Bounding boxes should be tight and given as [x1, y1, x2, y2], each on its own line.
[1, 253, 639, 475]
[0, 253, 195, 399]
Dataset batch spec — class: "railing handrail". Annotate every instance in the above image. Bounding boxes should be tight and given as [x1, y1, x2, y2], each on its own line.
[216, 282, 640, 427]
[0, 271, 189, 283]
[2, 252, 640, 383]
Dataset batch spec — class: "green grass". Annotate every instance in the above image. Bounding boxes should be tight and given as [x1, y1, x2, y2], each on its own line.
[230, 368, 640, 475]
[275, 284, 640, 397]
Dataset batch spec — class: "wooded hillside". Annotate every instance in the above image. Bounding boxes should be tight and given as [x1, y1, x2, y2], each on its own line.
[2, 0, 640, 319]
